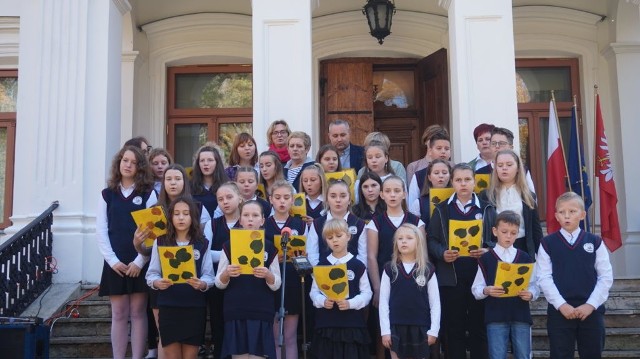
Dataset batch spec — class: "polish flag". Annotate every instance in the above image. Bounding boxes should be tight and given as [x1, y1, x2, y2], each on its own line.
[546, 100, 567, 233]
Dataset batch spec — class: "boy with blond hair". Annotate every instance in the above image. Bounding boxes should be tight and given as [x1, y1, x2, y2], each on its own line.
[537, 192, 613, 358]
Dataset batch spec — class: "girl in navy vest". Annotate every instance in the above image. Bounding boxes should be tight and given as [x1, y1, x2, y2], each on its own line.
[96, 145, 157, 359]
[203, 181, 243, 359]
[315, 144, 342, 173]
[132, 163, 208, 359]
[306, 179, 367, 266]
[409, 159, 452, 230]
[146, 197, 214, 359]
[258, 151, 286, 200]
[310, 218, 372, 358]
[191, 145, 229, 219]
[265, 180, 307, 359]
[471, 210, 538, 359]
[236, 166, 271, 218]
[149, 147, 172, 194]
[354, 141, 397, 203]
[368, 175, 425, 306]
[379, 223, 441, 359]
[300, 163, 326, 226]
[479, 149, 542, 259]
[427, 163, 497, 359]
[215, 200, 282, 359]
[366, 175, 424, 359]
[351, 171, 386, 224]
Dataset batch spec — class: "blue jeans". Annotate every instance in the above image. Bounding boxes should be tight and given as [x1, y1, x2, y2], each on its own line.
[486, 322, 531, 359]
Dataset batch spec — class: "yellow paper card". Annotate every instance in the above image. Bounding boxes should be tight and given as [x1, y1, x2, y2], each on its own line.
[130, 206, 168, 247]
[429, 188, 455, 216]
[313, 263, 349, 300]
[494, 261, 534, 297]
[325, 169, 356, 203]
[290, 193, 307, 218]
[448, 219, 482, 256]
[256, 184, 267, 200]
[185, 167, 194, 180]
[474, 174, 490, 193]
[274, 235, 307, 261]
[158, 246, 197, 284]
[230, 229, 265, 274]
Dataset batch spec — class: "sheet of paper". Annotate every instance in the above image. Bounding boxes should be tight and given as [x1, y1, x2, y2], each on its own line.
[231, 229, 265, 274]
[448, 219, 482, 256]
[290, 193, 307, 218]
[429, 188, 455, 216]
[325, 169, 356, 203]
[474, 174, 490, 193]
[158, 245, 197, 284]
[313, 263, 349, 300]
[130, 206, 168, 247]
[494, 261, 534, 297]
[274, 234, 307, 261]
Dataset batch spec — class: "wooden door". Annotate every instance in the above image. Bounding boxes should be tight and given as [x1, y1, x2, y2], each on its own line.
[417, 48, 449, 139]
[321, 61, 374, 146]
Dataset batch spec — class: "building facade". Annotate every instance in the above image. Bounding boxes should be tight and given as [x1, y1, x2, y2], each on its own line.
[0, 0, 638, 283]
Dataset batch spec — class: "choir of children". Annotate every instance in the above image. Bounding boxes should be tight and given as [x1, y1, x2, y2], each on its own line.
[96, 129, 613, 359]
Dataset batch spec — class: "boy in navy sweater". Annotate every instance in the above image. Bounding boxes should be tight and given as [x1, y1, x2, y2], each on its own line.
[472, 210, 538, 359]
[537, 192, 613, 359]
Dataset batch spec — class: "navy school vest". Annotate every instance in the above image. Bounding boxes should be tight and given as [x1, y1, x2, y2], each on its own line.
[306, 199, 324, 220]
[102, 188, 153, 264]
[414, 168, 428, 194]
[478, 249, 533, 324]
[384, 262, 434, 328]
[313, 214, 365, 258]
[209, 216, 241, 272]
[419, 196, 431, 229]
[541, 231, 603, 310]
[157, 239, 210, 308]
[222, 239, 278, 322]
[193, 190, 217, 219]
[372, 212, 421, 276]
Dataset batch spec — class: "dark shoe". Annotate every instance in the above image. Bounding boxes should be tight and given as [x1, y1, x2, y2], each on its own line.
[198, 345, 208, 357]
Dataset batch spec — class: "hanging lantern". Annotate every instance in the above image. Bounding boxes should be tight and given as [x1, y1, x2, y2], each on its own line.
[363, 0, 396, 45]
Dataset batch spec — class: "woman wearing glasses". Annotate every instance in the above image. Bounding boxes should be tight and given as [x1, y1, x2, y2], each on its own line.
[266, 120, 291, 164]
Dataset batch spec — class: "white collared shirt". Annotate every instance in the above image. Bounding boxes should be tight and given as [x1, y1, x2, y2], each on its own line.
[496, 186, 525, 238]
[309, 252, 372, 310]
[471, 243, 539, 300]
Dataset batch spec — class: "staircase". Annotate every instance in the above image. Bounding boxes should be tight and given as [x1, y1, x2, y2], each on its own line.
[47, 281, 640, 358]
[531, 279, 640, 358]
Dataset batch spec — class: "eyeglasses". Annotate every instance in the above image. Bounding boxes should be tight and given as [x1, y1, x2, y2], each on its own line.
[490, 141, 510, 148]
[272, 130, 289, 137]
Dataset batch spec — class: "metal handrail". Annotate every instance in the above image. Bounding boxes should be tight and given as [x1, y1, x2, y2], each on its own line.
[0, 201, 59, 316]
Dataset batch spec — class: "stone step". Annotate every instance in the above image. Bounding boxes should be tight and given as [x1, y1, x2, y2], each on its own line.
[531, 309, 640, 328]
[69, 300, 111, 318]
[50, 317, 112, 337]
[49, 335, 131, 358]
[532, 328, 640, 351]
[533, 350, 640, 359]
[530, 292, 640, 311]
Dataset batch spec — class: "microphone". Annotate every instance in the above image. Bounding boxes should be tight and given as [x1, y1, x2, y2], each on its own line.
[280, 227, 292, 250]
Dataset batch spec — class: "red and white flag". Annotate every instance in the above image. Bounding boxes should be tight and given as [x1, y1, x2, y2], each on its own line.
[595, 94, 622, 251]
[546, 100, 567, 233]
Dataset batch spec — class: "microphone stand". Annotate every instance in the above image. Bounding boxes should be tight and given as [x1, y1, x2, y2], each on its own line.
[300, 274, 309, 359]
[277, 235, 288, 359]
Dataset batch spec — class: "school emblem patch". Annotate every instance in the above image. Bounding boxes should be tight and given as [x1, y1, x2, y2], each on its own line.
[415, 275, 426, 287]
[348, 226, 358, 235]
[583, 243, 595, 253]
[193, 249, 201, 260]
[133, 196, 143, 205]
[347, 270, 355, 281]
[475, 213, 483, 220]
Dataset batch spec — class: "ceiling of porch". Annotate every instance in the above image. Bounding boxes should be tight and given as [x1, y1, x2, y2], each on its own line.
[129, 0, 610, 29]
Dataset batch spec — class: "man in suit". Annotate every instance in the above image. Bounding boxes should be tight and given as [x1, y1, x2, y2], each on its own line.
[328, 119, 364, 173]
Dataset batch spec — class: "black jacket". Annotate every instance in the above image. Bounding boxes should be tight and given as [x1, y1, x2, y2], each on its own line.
[427, 195, 497, 287]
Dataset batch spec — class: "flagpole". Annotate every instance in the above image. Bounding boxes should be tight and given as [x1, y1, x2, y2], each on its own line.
[551, 90, 571, 190]
[591, 85, 599, 234]
[573, 95, 587, 205]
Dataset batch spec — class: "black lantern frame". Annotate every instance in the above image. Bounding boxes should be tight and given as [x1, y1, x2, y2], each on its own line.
[362, 0, 396, 45]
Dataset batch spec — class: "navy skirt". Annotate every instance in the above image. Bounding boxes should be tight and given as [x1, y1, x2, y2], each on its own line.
[98, 261, 148, 296]
[222, 319, 277, 358]
[310, 327, 370, 359]
[159, 306, 206, 346]
[390, 324, 430, 359]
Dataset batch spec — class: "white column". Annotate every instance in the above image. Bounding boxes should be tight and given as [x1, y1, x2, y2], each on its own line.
[439, 0, 519, 162]
[251, 0, 315, 150]
[604, 0, 640, 277]
[8, 0, 129, 283]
